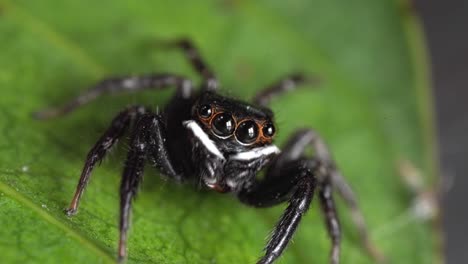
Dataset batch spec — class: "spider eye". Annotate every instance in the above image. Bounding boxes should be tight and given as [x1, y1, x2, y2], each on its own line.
[262, 123, 275, 138]
[198, 104, 213, 118]
[212, 113, 235, 137]
[235, 120, 259, 144]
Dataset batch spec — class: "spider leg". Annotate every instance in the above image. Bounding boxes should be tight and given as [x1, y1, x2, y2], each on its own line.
[118, 131, 146, 262]
[319, 177, 341, 264]
[285, 129, 384, 262]
[240, 129, 382, 263]
[34, 74, 193, 119]
[238, 159, 318, 264]
[117, 113, 178, 261]
[65, 105, 148, 216]
[252, 74, 317, 107]
[164, 38, 218, 91]
[330, 170, 386, 262]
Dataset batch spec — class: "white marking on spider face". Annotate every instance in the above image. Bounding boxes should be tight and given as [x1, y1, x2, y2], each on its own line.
[230, 145, 281, 161]
[183, 120, 225, 160]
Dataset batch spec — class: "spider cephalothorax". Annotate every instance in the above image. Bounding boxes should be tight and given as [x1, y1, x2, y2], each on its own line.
[185, 91, 281, 193]
[194, 91, 275, 147]
[36, 39, 382, 264]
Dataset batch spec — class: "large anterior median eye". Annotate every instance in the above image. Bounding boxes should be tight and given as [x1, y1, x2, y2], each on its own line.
[212, 113, 235, 137]
[235, 120, 259, 144]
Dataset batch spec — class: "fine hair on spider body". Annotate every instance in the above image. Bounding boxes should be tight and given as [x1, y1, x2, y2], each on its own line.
[35, 38, 384, 264]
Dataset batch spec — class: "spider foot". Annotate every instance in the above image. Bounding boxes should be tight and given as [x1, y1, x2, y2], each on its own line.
[64, 207, 78, 217]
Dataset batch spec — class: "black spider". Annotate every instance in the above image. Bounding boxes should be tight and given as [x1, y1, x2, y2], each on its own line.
[36, 39, 382, 264]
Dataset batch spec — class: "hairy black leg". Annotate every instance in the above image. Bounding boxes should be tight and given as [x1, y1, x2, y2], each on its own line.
[237, 158, 318, 207]
[118, 121, 146, 262]
[168, 38, 219, 91]
[260, 175, 315, 264]
[239, 160, 317, 264]
[252, 73, 317, 106]
[330, 170, 386, 262]
[277, 129, 382, 262]
[34, 74, 193, 119]
[242, 129, 381, 263]
[319, 178, 341, 264]
[65, 105, 148, 216]
[118, 113, 177, 261]
[291, 129, 384, 262]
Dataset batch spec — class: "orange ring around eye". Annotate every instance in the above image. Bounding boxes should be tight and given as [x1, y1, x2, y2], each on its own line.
[257, 121, 275, 145]
[196, 106, 274, 146]
[197, 104, 213, 119]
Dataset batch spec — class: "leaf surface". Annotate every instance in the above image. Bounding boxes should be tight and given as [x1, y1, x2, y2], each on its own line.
[0, 0, 439, 263]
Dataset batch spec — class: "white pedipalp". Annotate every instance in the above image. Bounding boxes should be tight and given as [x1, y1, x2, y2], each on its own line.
[183, 120, 225, 160]
[230, 145, 281, 161]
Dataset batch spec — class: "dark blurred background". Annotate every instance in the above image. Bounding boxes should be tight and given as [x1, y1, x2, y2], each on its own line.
[414, 0, 468, 263]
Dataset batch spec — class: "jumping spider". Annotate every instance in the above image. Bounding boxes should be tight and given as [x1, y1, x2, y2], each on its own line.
[36, 39, 381, 264]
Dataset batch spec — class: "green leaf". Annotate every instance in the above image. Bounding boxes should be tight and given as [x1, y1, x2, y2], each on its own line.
[0, 0, 441, 263]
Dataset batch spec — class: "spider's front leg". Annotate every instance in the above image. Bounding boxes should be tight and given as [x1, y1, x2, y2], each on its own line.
[238, 129, 379, 264]
[118, 113, 180, 261]
[238, 157, 322, 264]
[65, 105, 148, 215]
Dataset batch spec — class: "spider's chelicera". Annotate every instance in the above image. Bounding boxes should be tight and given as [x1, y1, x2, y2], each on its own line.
[36, 39, 381, 264]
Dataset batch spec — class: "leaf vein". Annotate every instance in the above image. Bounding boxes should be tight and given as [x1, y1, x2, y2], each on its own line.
[0, 180, 115, 263]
